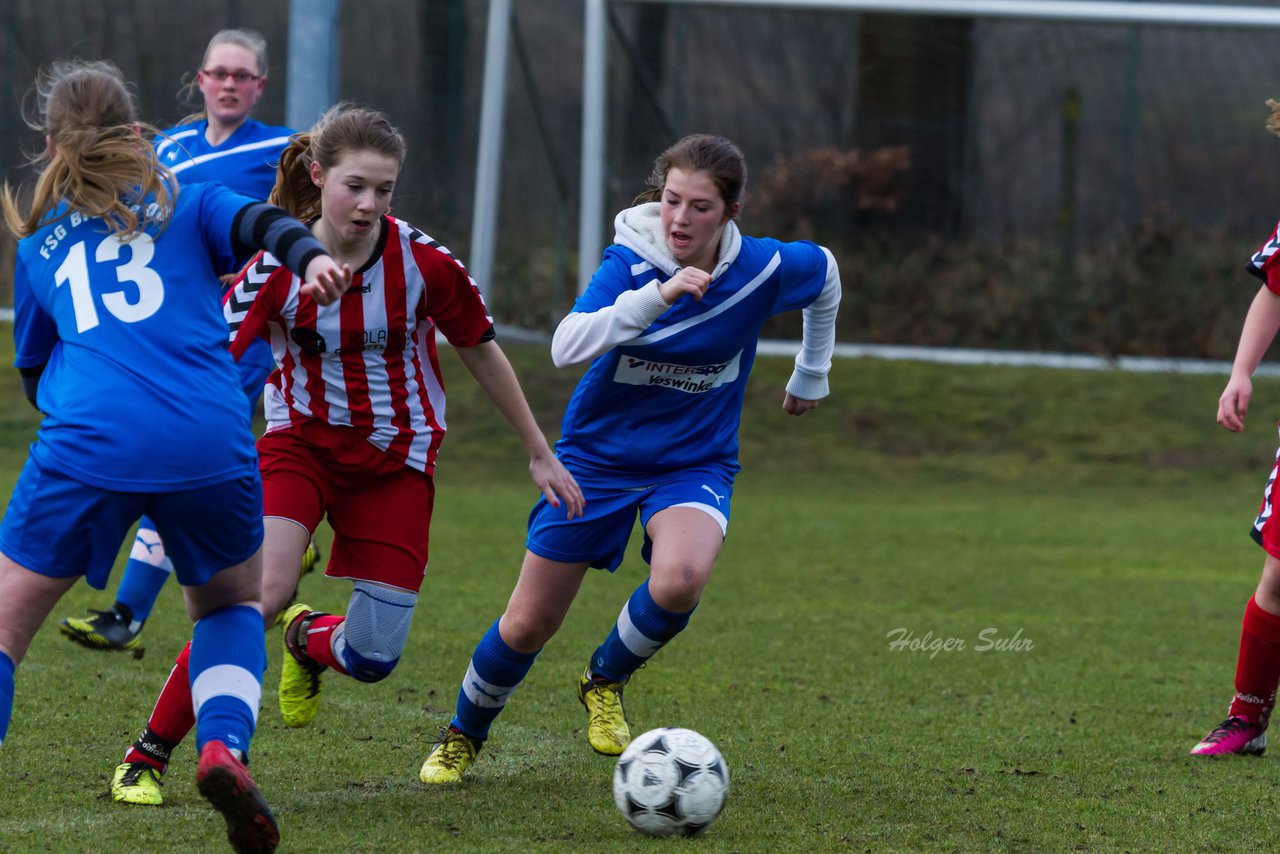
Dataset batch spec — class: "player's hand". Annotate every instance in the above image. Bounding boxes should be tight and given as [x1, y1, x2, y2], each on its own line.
[783, 392, 820, 416]
[659, 267, 712, 305]
[301, 257, 352, 306]
[1218, 375, 1253, 432]
[530, 452, 585, 520]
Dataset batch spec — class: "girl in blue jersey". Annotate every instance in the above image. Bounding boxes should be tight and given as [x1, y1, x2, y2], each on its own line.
[59, 29, 306, 653]
[0, 60, 349, 853]
[418, 133, 842, 783]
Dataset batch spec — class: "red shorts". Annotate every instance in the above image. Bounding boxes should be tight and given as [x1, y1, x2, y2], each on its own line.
[258, 421, 435, 592]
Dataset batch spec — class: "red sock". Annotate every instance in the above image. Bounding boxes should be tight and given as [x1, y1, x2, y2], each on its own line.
[1230, 597, 1280, 725]
[124, 642, 195, 772]
[301, 614, 349, 675]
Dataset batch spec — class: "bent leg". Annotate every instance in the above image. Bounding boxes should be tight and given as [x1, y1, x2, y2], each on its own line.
[500, 551, 590, 652]
[295, 581, 417, 683]
[587, 507, 720, 683]
[644, 506, 722, 612]
[449, 551, 588, 741]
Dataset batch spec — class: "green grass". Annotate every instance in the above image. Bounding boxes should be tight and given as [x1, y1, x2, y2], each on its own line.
[1, 332, 1279, 851]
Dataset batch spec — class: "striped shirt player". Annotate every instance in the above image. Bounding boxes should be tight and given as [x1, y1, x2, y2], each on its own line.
[226, 215, 495, 479]
[1188, 213, 1280, 758]
[104, 108, 580, 807]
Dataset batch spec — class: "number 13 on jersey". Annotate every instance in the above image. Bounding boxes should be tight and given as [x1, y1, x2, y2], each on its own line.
[54, 233, 165, 333]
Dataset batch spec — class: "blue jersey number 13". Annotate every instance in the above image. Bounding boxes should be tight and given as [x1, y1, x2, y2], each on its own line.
[54, 234, 165, 333]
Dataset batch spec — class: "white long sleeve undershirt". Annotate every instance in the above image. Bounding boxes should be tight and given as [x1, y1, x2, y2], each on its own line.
[785, 246, 841, 401]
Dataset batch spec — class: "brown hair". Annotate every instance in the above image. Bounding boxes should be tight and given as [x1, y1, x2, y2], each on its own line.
[269, 103, 407, 222]
[176, 28, 270, 122]
[2, 60, 173, 240]
[634, 133, 748, 208]
[1267, 99, 1280, 139]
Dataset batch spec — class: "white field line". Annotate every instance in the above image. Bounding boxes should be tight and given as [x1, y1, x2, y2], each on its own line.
[754, 340, 1280, 377]
[497, 324, 1275, 377]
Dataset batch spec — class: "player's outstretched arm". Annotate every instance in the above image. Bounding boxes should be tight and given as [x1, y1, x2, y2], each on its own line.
[1220, 285, 1280, 432]
[454, 340, 585, 519]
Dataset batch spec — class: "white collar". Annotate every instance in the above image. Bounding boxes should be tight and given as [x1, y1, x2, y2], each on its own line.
[612, 201, 741, 280]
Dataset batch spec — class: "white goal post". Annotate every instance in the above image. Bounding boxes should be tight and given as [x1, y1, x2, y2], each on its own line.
[573, 0, 1280, 292]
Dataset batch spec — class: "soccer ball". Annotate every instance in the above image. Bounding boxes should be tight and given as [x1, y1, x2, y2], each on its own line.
[612, 727, 729, 837]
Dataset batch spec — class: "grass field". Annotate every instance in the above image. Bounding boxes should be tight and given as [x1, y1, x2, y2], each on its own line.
[2, 333, 1280, 852]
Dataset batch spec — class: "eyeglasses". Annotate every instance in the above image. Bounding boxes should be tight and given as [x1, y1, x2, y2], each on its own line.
[201, 68, 261, 84]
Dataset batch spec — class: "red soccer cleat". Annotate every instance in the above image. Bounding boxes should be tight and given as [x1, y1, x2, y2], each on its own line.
[195, 740, 280, 853]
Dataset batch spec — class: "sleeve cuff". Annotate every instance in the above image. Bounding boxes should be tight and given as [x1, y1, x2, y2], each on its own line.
[623, 281, 673, 326]
[785, 367, 829, 401]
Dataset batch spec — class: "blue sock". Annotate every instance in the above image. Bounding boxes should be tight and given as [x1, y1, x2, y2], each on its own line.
[590, 579, 696, 682]
[115, 518, 173, 622]
[0, 650, 13, 747]
[451, 620, 540, 741]
[190, 604, 265, 759]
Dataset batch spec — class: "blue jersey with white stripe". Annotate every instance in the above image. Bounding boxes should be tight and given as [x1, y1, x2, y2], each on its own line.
[12, 182, 259, 491]
[154, 117, 294, 403]
[155, 117, 293, 199]
[556, 235, 828, 483]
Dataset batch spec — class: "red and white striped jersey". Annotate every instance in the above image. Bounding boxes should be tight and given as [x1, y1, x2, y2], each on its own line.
[225, 216, 494, 473]
[1248, 219, 1280, 293]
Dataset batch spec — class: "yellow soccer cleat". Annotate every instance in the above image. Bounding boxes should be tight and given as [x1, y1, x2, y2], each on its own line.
[111, 761, 163, 806]
[60, 605, 143, 651]
[278, 603, 327, 728]
[300, 539, 321, 576]
[418, 728, 482, 784]
[578, 667, 631, 756]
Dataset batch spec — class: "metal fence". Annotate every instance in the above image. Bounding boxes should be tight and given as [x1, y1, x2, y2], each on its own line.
[5, 0, 1280, 357]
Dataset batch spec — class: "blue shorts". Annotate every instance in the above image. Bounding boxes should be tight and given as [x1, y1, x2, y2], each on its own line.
[526, 465, 733, 572]
[0, 454, 264, 590]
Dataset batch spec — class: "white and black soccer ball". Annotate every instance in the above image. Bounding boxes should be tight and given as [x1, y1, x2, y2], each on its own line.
[612, 727, 729, 837]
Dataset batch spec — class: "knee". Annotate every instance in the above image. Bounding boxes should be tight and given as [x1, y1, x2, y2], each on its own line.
[500, 609, 561, 652]
[649, 565, 706, 612]
[342, 646, 400, 683]
[338, 581, 416, 683]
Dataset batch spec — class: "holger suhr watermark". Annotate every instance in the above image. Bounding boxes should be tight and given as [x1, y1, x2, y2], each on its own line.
[885, 627, 1034, 659]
